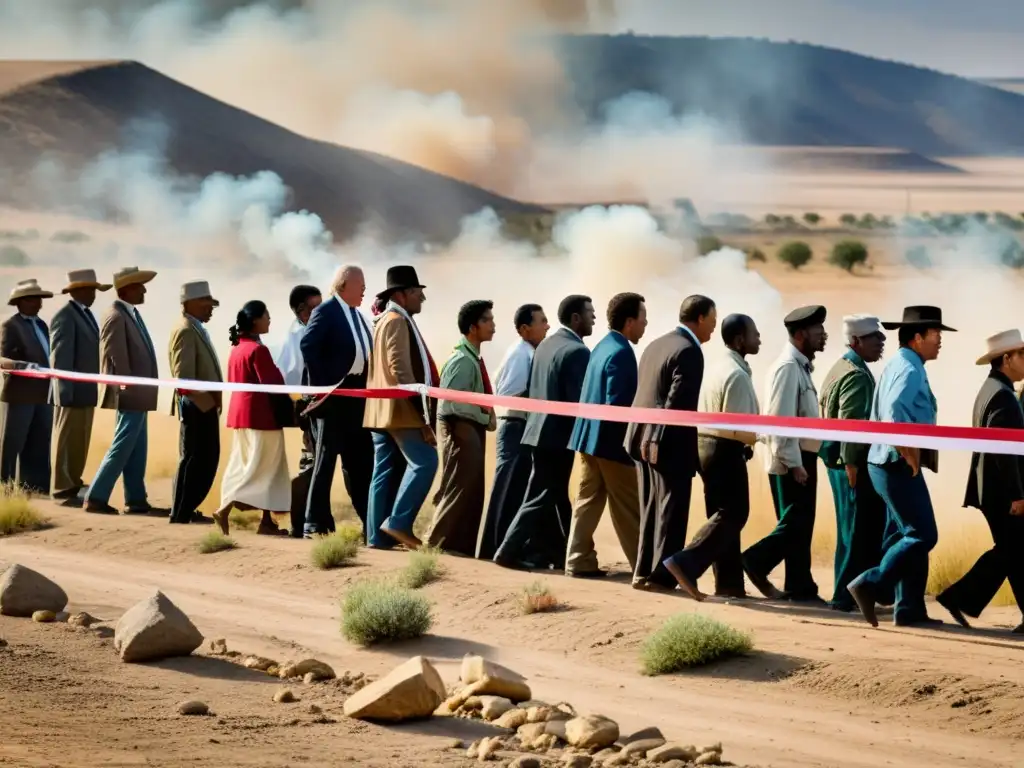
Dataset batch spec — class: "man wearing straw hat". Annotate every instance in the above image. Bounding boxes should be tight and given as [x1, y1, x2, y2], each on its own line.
[0, 279, 56, 493]
[49, 269, 112, 503]
[168, 281, 223, 525]
[936, 329, 1024, 634]
[83, 267, 161, 515]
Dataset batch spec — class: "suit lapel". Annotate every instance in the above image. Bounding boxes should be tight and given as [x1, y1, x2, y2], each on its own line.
[17, 315, 48, 361]
[71, 301, 99, 339]
[185, 316, 222, 380]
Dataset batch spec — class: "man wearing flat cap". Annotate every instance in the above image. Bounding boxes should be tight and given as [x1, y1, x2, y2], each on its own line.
[168, 281, 223, 525]
[84, 267, 161, 515]
[818, 314, 890, 612]
[847, 306, 955, 628]
[743, 304, 828, 603]
[0, 279, 56, 493]
[49, 269, 111, 503]
[936, 329, 1024, 634]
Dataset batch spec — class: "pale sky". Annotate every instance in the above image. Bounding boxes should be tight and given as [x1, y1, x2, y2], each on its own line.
[607, 0, 1024, 78]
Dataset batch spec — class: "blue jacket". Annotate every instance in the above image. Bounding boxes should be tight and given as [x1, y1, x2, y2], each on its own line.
[569, 331, 637, 464]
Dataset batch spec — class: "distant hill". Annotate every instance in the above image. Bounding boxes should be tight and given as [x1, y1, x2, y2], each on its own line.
[559, 35, 1024, 157]
[0, 61, 545, 242]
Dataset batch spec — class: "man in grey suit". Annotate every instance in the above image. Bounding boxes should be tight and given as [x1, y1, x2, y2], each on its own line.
[626, 295, 717, 591]
[494, 294, 595, 570]
[0, 279, 56, 494]
[49, 269, 112, 502]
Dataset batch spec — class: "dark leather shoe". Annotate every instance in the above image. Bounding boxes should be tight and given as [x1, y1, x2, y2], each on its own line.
[936, 594, 971, 628]
[84, 502, 119, 515]
[846, 576, 879, 628]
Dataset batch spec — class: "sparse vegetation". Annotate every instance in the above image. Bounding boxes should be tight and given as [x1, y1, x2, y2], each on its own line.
[858, 213, 878, 229]
[310, 525, 362, 570]
[777, 241, 813, 269]
[519, 581, 561, 615]
[0, 229, 38, 241]
[50, 230, 90, 243]
[398, 545, 445, 588]
[228, 509, 262, 530]
[0, 484, 48, 536]
[696, 234, 722, 255]
[999, 237, 1024, 269]
[802, 212, 821, 225]
[640, 614, 753, 675]
[764, 213, 781, 225]
[197, 531, 237, 554]
[829, 240, 869, 272]
[0, 245, 29, 266]
[781, 214, 798, 229]
[839, 213, 858, 226]
[340, 579, 433, 646]
[745, 246, 767, 263]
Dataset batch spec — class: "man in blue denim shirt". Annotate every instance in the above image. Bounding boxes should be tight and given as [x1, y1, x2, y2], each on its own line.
[848, 306, 955, 628]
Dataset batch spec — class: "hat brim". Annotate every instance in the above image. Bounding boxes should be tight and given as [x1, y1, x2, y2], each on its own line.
[182, 295, 220, 307]
[976, 342, 1024, 366]
[62, 282, 113, 294]
[114, 270, 157, 290]
[881, 321, 957, 332]
[375, 283, 426, 301]
[8, 291, 54, 305]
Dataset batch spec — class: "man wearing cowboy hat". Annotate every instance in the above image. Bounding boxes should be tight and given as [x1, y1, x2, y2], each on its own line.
[818, 314, 891, 612]
[363, 264, 439, 550]
[847, 306, 955, 628]
[49, 269, 112, 502]
[936, 329, 1024, 634]
[0, 279, 56, 493]
[84, 267, 161, 515]
[168, 281, 223, 525]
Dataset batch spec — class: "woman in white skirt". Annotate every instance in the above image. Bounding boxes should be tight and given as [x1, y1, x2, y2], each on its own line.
[213, 300, 292, 536]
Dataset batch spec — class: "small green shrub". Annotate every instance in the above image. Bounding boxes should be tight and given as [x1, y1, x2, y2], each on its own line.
[745, 247, 767, 263]
[519, 581, 561, 614]
[777, 241, 812, 269]
[696, 234, 722, 255]
[0, 246, 29, 266]
[640, 614, 753, 675]
[340, 579, 432, 646]
[310, 526, 362, 570]
[858, 213, 877, 229]
[0, 483, 48, 536]
[829, 240, 869, 272]
[398, 546, 444, 589]
[839, 213, 858, 226]
[764, 213, 781, 225]
[198, 531, 237, 554]
[802, 212, 821, 225]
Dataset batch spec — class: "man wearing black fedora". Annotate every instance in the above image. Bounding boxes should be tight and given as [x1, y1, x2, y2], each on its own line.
[362, 265, 439, 550]
[847, 306, 954, 628]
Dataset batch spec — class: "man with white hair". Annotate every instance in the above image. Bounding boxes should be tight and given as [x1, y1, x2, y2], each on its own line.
[299, 265, 374, 539]
[818, 314, 890, 612]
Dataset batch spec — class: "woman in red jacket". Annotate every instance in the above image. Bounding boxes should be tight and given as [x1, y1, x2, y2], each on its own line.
[212, 300, 292, 536]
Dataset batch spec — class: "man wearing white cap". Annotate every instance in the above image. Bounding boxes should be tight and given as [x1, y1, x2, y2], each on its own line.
[818, 314, 890, 612]
[937, 329, 1024, 634]
[0, 279, 55, 493]
[49, 269, 112, 502]
[168, 281, 223, 525]
[84, 267, 161, 515]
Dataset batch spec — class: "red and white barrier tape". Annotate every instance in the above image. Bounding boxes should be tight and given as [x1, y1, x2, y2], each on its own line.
[12, 366, 1024, 456]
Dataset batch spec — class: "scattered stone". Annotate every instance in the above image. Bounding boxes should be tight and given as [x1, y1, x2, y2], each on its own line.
[534, 733, 558, 751]
[622, 738, 666, 757]
[0, 564, 68, 617]
[55, 611, 70, 623]
[68, 612, 97, 628]
[526, 706, 553, 723]
[279, 659, 335, 681]
[242, 655, 278, 671]
[31, 610, 56, 623]
[545, 719, 568, 741]
[695, 753, 722, 766]
[466, 740, 480, 759]
[303, 672, 320, 685]
[494, 707, 529, 730]
[0, 637, 7, 648]
[517, 722, 548, 749]
[343, 656, 446, 722]
[660, 762, 687, 768]
[177, 700, 209, 716]
[459, 654, 531, 702]
[479, 695, 513, 721]
[509, 757, 541, 768]
[565, 715, 619, 750]
[446, 738, 463, 750]
[113, 591, 203, 663]
[273, 688, 297, 703]
[699, 743, 723, 755]
[307, 704, 323, 715]
[619, 726, 664, 747]
[563, 755, 593, 768]
[647, 744, 698, 763]
[477, 736, 501, 761]
[267, 665, 280, 676]
[209, 638, 228, 655]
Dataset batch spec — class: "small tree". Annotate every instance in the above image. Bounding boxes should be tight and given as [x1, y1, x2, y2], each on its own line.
[829, 240, 868, 272]
[764, 213, 781, 225]
[745, 246, 767, 263]
[777, 241, 812, 269]
[974, 211, 990, 224]
[858, 213, 877, 229]
[1000, 239, 1024, 269]
[803, 212, 821, 225]
[696, 234, 722, 255]
[839, 213, 857, 227]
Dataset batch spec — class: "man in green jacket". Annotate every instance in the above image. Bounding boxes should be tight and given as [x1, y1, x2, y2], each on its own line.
[425, 300, 497, 556]
[818, 314, 891, 612]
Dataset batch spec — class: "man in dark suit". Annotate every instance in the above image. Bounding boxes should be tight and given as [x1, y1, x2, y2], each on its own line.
[626, 294, 717, 591]
[564, 292, 647, 578]
[494, 294, 595, 570]
[0, 279, 55, 494]
[300, 265, 374, 539]
[937, 329, 1024, 634]
[49, 269, 110, 503]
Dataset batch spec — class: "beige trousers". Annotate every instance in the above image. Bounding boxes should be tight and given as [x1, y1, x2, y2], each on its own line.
[53, 405, 94, 495]
[566, 454, 641, 574]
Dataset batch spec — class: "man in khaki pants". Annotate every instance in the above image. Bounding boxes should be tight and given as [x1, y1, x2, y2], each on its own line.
[564, 293, 648, 578]
[49, 269, 111, 503]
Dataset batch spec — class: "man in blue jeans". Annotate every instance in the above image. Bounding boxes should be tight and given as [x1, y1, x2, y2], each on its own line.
[847, 306, 956, 628]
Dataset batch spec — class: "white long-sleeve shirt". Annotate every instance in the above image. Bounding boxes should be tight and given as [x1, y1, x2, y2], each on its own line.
[493, 338, 534, 419]
[698, 348, 760, 445]
[275, 318, 306, 386]
[763, 342, 822, 473]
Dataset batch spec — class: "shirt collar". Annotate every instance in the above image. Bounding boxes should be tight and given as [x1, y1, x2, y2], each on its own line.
[678, 324, 701, 346]
[898, 346, 925, 371]
[784, 340, 813, 372]
[185, 313, 206, 329]
[456, 336, 481, 360]
[990, 369, 1014, 389]
[18, 313, 39, 322]
[844, 347, 867, 369]
[561, 325, 582, 342]
[725, 347, 751, 374]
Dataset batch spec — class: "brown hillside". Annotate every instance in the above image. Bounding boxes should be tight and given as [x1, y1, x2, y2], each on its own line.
[0, 60, 546, 242]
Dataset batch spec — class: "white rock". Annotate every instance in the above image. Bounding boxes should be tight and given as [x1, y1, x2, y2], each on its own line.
[114, 591, 203, 663]
[459, 654, 531, 702]
[0, 564, 67, 617]
[564, 715, 619, 749]
[479, 695, 513, 721]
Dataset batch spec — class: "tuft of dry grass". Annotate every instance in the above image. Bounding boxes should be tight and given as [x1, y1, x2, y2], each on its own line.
[927, 524, 1016, 607]
[398, 546, 445, 589]
[197, 531, 237, 554]
[518, 581, 561, 615]
[310, 525, 363, 570]
[340, 578, 432, 646]
[640, 614, 754, 675]
[228, 509, 262, 531]
[0, 483, 48, 536]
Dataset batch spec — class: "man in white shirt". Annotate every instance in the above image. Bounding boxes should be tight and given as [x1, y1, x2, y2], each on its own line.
[742, 305, 828, 603]
[663, 313, 761, 600]
[274, 285, 321, 538]
[477, 303, 549, 559]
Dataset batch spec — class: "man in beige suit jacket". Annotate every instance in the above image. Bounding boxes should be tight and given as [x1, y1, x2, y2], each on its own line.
[168, 281, 222, 525]
[84, 267, 161, 515]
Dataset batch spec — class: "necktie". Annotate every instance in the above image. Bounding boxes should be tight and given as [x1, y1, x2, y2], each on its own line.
[134, 309, 155, 356]
[350, 306, 368, 367]
[479, 356, 493, 395]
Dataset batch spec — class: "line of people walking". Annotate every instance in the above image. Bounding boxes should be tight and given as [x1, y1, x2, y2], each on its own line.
[1, 265, 1022, 635]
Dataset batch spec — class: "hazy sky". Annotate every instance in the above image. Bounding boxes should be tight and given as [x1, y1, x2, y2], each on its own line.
[608, 0, 1024, 77]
